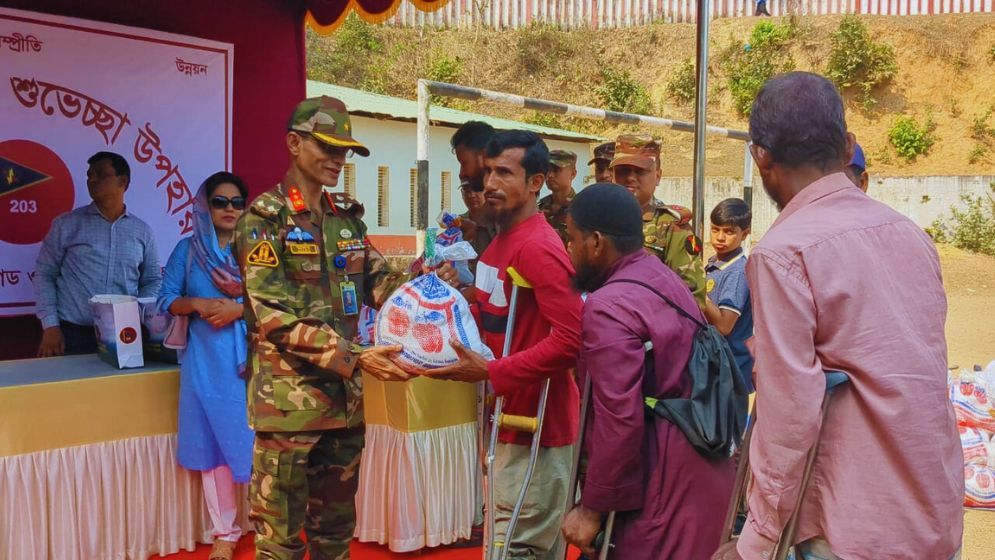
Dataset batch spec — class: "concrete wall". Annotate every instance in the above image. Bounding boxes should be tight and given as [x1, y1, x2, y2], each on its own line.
[657, 174, 995, 242]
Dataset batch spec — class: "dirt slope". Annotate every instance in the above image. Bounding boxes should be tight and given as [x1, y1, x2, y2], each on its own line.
[308, 14, 995, 178]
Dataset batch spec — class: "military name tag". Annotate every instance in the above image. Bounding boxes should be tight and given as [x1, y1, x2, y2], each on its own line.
[288, 243, 319, 255]
[246, 241, 279, 267]
[340, 281, 359, 316]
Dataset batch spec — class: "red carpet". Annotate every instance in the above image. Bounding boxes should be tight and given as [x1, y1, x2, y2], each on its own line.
[163, 535, 581, 559]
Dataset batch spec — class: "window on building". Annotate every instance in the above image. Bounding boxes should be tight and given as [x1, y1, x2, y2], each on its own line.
[441, 171, 452, 211]
[377, 166, 389, 227]
[343, 163, 356, 198]
[409, 168, 417, 227]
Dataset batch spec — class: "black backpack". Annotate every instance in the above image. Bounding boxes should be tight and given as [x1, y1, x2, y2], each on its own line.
[605, 278, 749, 459]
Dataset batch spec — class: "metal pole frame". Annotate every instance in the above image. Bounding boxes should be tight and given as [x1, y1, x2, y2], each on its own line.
[691, 0, 711, 240]
[414, 79, 753, 253]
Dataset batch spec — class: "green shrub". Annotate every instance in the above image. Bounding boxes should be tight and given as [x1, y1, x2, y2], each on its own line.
[888, 116, 935, 160]
[825, 16, 897, 110]
[596, 68, 653, 115]
[968, 145, 988, 165]
[517, 23, 571, 75]
[971, 107, 995, 142]
[307, 15, 383, 87]
[969, 107, 995, 164]
[359, 70, 388, 94]
[723, 21, 795, 116]
[666, 59, 697, 105]
[424, 53, 463, 106]
[336, 13, 383, 54]
[930, 185, 995, 256]
[523, 111, 564, 129]
[427, 54, 462, 83]
[989, 44, 995, 63]
[750, 20, 794, 49]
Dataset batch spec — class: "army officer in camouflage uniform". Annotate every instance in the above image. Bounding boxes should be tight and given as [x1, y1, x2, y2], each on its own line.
[609, 134, 706, 306]
[538, 149, 577, 246]
[588, 141, 615, 184]
[235, 96, 409, 560]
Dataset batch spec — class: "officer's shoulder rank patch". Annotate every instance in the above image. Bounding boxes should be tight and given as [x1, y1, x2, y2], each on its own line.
[661, 204, 692, 226]
[684, 234, 702, 256]
[247, 240, 279, 267]
[250, 193, 281, 219]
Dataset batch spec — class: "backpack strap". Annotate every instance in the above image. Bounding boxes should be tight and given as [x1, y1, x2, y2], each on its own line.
[603, 278, 706, 330]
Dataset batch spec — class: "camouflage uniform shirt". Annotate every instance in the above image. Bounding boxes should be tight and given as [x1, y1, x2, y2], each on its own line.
[642, 199, 706, 306]
[538, 188, 576, 247]
[235, 182, 406, 433]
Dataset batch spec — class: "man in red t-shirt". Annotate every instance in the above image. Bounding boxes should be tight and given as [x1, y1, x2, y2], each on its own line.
[423, 130, 582, 559]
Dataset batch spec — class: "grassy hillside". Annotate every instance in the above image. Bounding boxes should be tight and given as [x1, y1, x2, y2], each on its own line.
[307, 13, 995, 178]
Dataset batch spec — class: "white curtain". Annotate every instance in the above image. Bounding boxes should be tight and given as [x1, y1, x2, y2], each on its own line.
[354, 422, 480, 552]
[0, 434, 250, 560]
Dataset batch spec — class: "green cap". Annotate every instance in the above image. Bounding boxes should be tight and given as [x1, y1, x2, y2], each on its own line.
[549, 149, 577, 169]
[588, 142, 615, 165]
[288, 96, 370, 157]
[609, 134, 660, 170]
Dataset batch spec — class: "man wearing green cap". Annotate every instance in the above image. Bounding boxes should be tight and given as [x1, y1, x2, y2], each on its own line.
[610, 133, 706, 306]
[588, 141, 615, 184]
[539, 149, 578, 246]
[235, 95, 410, 560]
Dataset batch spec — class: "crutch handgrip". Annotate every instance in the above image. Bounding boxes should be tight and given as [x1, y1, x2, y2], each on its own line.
[498, 413, 539, 433]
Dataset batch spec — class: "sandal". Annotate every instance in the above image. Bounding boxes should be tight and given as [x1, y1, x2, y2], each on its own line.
[209, 539, 237, 560]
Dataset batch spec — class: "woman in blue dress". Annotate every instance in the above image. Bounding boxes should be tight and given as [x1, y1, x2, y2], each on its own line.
[158, 172, 253, 560]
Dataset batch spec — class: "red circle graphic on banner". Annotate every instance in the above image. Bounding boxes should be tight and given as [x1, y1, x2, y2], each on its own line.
[0, 140, 75, 245]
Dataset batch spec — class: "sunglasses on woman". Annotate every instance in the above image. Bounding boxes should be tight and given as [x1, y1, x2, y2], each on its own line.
[210, 196, 247, 210]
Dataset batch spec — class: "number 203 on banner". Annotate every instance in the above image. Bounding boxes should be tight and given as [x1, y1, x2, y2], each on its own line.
[9, 199, 38, 214]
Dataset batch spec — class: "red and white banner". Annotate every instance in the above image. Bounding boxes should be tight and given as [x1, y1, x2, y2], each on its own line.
[0, 7, 232, 317]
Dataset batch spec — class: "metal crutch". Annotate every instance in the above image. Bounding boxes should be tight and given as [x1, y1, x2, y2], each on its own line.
[715, 370, 850, 559]
[718, 404, 757, 545]
[484, 267, 552, 560]
[771, 370, 850, 560]
[563, 341, 653, 560]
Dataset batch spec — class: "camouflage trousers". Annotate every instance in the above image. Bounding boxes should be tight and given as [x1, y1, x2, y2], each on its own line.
[250, 427, 364, 560]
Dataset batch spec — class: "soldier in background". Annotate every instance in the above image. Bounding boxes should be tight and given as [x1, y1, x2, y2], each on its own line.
[235, 96, 409, 560]
[610, 134, 706, 306]
[588, 141, 615, 183]
[538, 149, 578, 247]
[452, 121, 498, 262]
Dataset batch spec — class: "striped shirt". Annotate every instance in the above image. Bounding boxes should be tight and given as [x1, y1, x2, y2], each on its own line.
[34, 203, 161, 328]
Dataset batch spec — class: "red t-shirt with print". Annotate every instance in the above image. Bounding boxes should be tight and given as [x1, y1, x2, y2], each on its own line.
[474, 213, 581, 447]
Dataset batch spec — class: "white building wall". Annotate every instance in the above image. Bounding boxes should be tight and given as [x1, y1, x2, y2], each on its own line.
[342, 115, 595, 238]
[657, 174, 995, 243]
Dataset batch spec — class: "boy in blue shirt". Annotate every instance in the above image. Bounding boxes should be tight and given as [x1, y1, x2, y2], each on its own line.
[703, 198, 754, 393]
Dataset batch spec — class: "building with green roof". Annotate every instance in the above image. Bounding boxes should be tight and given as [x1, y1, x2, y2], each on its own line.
[306, 80, 599, 255]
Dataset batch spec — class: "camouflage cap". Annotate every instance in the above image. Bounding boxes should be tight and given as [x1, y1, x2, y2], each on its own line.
[609, 134, 660, 170]
[288, 96, 370, 157]
[549, 149, 577, 169]
[587, 141, 616, 165]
